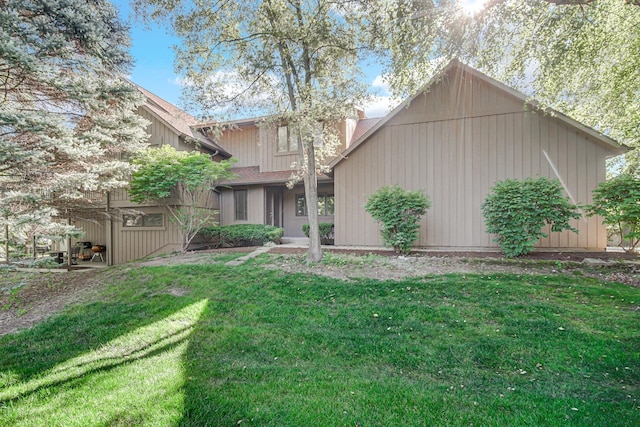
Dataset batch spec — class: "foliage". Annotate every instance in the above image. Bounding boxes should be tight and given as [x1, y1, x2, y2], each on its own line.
[588, 174, 640, 253]
[129, 146, 235, 253]
[132, 0, 396, 262]
[0, 0, 150, 238]
[302, 223, 334, 244]
[481, 177, 581, 257]
[379, 0, 640, 173]
[200, 224, 284, 247]
[365, 185, 430, 254]
[1, 264, 639, 425]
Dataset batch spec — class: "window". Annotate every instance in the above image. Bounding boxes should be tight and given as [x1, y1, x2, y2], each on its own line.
[234, 189, 248, 221]
[123, 213, 164, 228]
[295, 193, 335, 216]
[276, 125, 298, 152]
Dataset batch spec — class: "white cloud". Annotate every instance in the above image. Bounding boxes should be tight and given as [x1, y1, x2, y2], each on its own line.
[371, 74, 391, 95]
[363, 95, 399, 118]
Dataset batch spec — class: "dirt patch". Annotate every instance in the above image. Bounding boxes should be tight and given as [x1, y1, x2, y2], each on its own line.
[1, 247, 638, 337]
[0, 269, 106, 337]
[268, 248, 640, 285]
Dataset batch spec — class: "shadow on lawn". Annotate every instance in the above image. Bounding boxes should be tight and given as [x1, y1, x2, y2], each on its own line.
[0, 295, 197, 402]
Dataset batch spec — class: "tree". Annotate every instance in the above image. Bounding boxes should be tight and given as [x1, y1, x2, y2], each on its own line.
[132, 0, 394, 262]
[365, 186, 431, 254]
[129, 145, 235, 254]
[381, 0, 640, 173]
[481, 177, 581, 257]
[588, 174, 640, 253]
[1, 0, 150, 254]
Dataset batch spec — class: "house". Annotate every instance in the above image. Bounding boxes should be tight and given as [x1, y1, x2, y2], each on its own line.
[329, 60, 626, 249]
[206, 59, 624, 250]
[193, 115, 371, 238]
[69, 85, 231, 265]
[70, 60, 626, 265]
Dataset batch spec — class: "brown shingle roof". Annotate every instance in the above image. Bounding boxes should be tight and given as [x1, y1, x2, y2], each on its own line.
[133, 83, 232, 158]
[351, 118, 382, 143]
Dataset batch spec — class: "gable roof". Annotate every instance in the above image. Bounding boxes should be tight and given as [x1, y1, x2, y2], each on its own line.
[133, 84, 232, 158]
[330, 59, 627, 169]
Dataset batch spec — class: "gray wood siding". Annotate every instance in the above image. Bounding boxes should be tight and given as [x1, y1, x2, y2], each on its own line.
[111, 207, 182, 265]
[219, 124, 259, 167]
[138, 108, 180, 148]
[259, 125, 298, 172]
[334, 82, 610, 249]
[220, 187, 265, 225]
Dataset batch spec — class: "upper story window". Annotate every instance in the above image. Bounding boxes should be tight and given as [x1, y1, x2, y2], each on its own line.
[277, 125, 298, 153]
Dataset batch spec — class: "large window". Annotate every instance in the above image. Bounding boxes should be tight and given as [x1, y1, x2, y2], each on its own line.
[278, 124, 324, 152]
[296, 193, 334, 216]
[234, 189, 248, 221]
[276, 125, 298, 152]
[123, 213, 164, 228]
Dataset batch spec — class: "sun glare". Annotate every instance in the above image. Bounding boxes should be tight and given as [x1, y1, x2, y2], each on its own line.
[460, 0, 487, 15]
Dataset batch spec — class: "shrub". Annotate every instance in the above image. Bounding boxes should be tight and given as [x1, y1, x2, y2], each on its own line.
[302, 223, 334, 244]
[364, 185, 431, 254]
[481, 177, 581, 257]
[200, 224, 284, 247]
[587, 174, 640, 253]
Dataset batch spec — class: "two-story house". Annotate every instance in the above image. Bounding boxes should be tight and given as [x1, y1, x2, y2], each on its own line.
[70, 60, 626, 265]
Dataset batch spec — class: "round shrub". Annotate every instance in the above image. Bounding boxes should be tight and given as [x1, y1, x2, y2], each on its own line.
[365, 185, 431, 254]
[481, 177, 581, 257]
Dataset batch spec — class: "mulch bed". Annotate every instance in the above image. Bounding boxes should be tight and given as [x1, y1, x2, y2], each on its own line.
[268, 247, 639, 262]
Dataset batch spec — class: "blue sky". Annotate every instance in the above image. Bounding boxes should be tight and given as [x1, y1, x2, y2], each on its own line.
[112, 0, 394, 118]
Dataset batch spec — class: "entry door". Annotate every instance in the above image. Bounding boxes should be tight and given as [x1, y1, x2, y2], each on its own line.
[266, 188, 283, 228]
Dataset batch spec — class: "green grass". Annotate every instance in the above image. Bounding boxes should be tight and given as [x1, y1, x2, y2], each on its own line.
[0, 256, 639, 426]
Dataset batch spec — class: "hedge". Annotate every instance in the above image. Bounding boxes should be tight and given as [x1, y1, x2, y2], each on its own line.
[302, 223, 334, 245]
[200, 224, 284, 247]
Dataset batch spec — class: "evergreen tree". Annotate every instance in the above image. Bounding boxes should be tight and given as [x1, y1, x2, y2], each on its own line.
[0, 0, 150, 257]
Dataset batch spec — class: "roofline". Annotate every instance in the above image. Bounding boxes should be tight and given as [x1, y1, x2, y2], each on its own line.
[137, 103, 232, 158]
[330, 59, 627, 169]
[195, 115, 272, 129]
[221, 175, 333, 187]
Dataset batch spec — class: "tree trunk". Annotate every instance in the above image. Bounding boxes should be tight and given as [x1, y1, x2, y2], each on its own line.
[304, 138, 322, 263]
[4, 224, 8, 265]
[66, 217, 72, 268]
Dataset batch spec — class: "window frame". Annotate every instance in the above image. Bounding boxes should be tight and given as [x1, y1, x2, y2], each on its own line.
[234, 189, 248, 221]
[276, 124, 299, 153]
[122, 213, 165, 229]
[295, 193, 335, 217]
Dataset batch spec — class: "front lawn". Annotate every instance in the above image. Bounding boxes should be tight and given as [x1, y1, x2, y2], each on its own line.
[0, 257, 638, 426]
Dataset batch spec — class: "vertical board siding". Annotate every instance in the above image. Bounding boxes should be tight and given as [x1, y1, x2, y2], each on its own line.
[220, 187, 265, 226]
[112, 207, 181, 265]
[73, 218, 105, 248]
[138, 108, 180, 148]
[259, 125, 298, 172]
[334, 71, 611, 250]
[219, 124, 259, 167]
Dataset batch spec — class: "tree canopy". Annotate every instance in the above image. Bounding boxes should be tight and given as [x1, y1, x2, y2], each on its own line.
[133, 0, 394, 261]
[383, 0, 640, 173]
[129, 145, 235, 253]
[0, 0, 150, 254]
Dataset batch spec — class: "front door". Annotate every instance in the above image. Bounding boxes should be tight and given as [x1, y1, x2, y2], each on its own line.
[266, 188, 283, 228]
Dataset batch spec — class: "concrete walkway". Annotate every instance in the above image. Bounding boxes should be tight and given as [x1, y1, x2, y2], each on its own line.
[224, 246, 273, 266]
